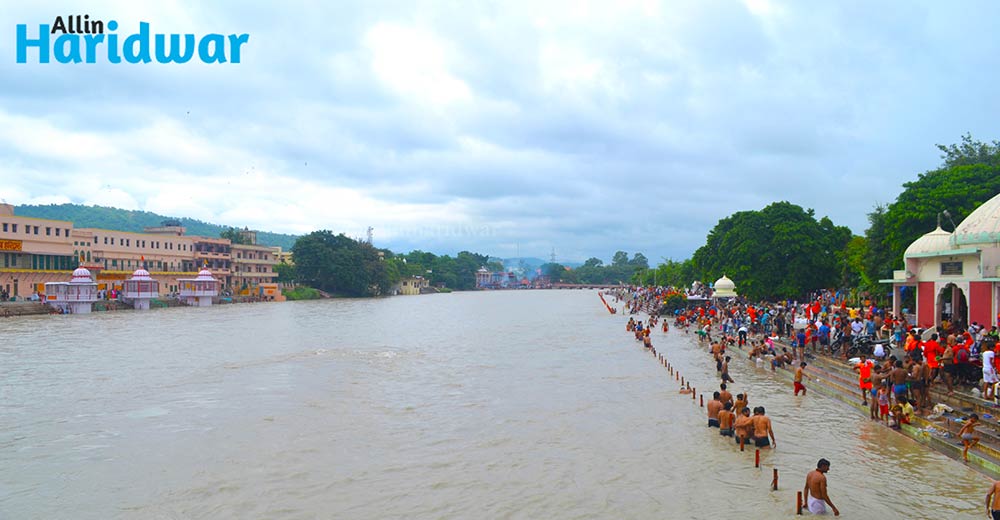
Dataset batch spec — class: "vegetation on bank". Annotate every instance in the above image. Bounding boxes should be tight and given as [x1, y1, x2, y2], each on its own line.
[635, 134, 1000, 303]
[283, 286, 322, 300]
[540, 252, 648, 284]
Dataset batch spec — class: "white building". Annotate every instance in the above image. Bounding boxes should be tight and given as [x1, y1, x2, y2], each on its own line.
[122, 268, 159, 310]
[178, 268, 220, 307]
[44, 267, 98, 314]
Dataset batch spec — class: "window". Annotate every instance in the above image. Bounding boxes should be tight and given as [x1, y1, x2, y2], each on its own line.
[55, 228, 60, 236]
[46, 227, 51, 236]
[65, 229, 69, 236]
[33, 226, 39, 234]
[11, 224, 16, 232]
[941, 261, 963, 276]
[2, 223, 7, 232]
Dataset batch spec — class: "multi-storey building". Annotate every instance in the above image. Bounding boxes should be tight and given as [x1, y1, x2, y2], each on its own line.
[231, 229, 279, 290]
[0, 203, 280, 300]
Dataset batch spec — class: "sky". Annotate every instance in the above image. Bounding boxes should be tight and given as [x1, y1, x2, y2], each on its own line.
[3, 1, 1000, 263]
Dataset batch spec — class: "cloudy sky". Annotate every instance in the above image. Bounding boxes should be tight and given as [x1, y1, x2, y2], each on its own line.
[3, 1, 1000, 263]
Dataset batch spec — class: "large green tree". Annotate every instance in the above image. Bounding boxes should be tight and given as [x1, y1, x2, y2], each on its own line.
[879, 136, 1000, 273]
[291, 231, 392, 296]
[690, 201, 852, 300]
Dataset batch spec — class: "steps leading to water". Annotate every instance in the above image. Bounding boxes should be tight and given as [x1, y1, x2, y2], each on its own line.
[758, 339, 1000, 477]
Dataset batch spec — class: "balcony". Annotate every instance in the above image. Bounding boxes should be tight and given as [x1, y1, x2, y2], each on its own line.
[194, 250, 231, 259]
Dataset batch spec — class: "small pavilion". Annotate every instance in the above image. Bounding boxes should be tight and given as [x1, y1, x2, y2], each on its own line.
[178, 268, 220, 307]
[44, 267, 98, 314]
[122, 267, 159, 310]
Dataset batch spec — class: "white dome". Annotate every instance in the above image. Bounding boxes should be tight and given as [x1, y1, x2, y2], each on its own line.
[196, 269, 215, 281]
[70, 267, 93, 283]
[714, 275, 735, 291]
[131, 268, 152, 280]
[951, 192, 1000, 246]
[904, 226, 953, 257]
[713, 274, 737, 297]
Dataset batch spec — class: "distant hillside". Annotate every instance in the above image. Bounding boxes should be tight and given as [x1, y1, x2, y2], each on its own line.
[15, 204, 299, 250]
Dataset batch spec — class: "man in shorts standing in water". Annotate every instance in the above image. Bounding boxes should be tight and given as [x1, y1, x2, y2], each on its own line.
[794, 362, 807, 396]
[804, 458, 839, 515]
[751, 406, 775, 448]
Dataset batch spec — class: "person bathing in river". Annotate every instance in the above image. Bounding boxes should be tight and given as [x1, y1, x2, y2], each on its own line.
[803, 458, 840, 516]
[718, 402, 735, 437]
[721, 356, 735, 384]
[794, 362, 807, 396]
[733, 407, 753, 445]
[719, 383, 733, 407]
[707, 391, 723, 427]
[751, 406, 775, 448]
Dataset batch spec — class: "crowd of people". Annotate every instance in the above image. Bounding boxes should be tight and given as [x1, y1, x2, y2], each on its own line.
[613, 283, 1000, 515]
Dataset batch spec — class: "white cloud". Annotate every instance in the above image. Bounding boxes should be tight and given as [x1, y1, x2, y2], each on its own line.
[1, 1, 997, 261]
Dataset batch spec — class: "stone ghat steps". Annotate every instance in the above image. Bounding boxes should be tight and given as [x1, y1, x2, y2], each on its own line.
[800, 353, 1000, 436]
[794, 358, 1000, 463]
[0, 302, 52, 316]
[757, 349, 1000, 476]
[689, 337, 1000, 477]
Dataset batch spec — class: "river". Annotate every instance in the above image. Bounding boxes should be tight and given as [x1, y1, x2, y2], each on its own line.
[0, 290, 989, 519]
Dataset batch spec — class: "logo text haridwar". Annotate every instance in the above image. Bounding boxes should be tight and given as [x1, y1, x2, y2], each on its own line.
[16, 15, 248, 64]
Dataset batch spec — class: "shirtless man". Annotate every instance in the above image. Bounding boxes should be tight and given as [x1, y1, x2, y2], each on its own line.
[734, 408, 753, 445]
[707, 391, 723, 427]
[959, 413, 980, 462]
[751, 406, 776, 448]
[734, 392, 748, 416]
[794, 362, 807, 396]
[721, 356, 735, 383]
[804, 458, 839, 515]
[719, 383, 733, 407]
[718, 402, 735, 437]
[985, 478, 1000, 520]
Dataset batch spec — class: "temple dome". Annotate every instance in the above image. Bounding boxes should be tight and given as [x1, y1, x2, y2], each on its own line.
[713, 275, 737, 298]
[904, 226, 953, 257]
[131, 268, 151, 280]
[951, 192, 1000, 247]
[70, 267, 93, 283]
[196, 269, 215, 280]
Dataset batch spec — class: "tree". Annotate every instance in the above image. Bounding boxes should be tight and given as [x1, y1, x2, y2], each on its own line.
[275, 261, 295, 283]
[936, 132, 1000, 168]
[612, 251, 629, 267]
[628, 252, 649, 270]
[881, 163, 1000, 274]
[690, 201, 851, 300]
[540, 262, 565, 282]
[291, 231, 392, 296]
[219, 227, 252, 245]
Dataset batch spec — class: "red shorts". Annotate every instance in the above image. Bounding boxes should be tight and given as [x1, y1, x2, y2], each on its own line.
[794, 382, 805, 393]
[860, 381, 873, 390]
[879, 404, 889, 416]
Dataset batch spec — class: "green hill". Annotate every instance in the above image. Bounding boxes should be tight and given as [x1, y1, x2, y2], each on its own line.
[15, 203, 299, 250]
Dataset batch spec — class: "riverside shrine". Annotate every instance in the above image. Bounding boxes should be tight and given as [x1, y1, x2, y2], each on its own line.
[883, 192, 1000, 331]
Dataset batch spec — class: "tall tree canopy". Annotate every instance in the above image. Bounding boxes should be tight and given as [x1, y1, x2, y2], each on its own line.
[690, 201, 852, 300]
[877, 136, 1000, 277]
[292, 231, 393, 296]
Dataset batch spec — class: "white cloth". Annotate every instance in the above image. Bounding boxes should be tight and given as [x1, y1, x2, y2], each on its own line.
[984, 352, 998, 383]
[808, 496, 827, 514]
